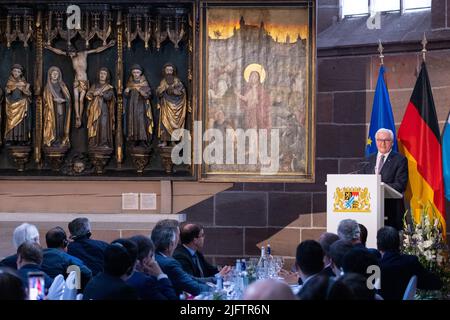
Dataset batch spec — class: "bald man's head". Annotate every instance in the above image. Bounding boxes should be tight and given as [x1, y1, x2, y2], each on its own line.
[243, 279, 297, 300]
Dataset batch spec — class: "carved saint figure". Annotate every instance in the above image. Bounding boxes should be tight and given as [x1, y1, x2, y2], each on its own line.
[124, 64, 153, 148]
[86, 67, 116, 148]
[44, 40, 115, 128]
[156, 63, 189, 146]
[43, 66, 72, 147]
[4, 64, 32, 145]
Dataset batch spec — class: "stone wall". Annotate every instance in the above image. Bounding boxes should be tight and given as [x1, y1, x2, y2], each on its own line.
[183, 0, 450, 268]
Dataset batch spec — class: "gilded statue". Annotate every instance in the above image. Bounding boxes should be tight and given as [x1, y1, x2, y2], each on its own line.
[43, 66, 72, 147]
[44, 41, 115, 128]
[4, 64, 32, 146]
[156, 63, 190, 146]
[124, 64, 153, 148]
[86, 67, 116, 149]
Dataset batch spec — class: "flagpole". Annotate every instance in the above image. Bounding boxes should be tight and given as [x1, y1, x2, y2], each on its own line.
[378, 39, 384, 65]
[421, 32, 427, 62]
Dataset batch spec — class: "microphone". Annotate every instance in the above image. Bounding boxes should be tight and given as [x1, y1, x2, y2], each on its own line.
[347, 161, 370, 174]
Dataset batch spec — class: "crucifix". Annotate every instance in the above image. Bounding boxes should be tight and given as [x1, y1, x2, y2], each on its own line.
[44, 40, 115, 128]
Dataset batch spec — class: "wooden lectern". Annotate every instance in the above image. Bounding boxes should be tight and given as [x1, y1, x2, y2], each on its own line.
[326, 174, 402, 248]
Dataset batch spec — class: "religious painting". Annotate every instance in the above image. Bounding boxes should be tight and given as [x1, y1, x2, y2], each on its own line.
[200, 2, 315, 182]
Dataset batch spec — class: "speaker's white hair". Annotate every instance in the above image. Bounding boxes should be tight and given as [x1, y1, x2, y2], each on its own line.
[375, 128, 394, 140]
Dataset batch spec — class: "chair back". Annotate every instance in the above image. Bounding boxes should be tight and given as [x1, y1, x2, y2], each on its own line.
[62, 270, 78, 300]
[47, 274, 65, 300]
[402, 275, 417, 300]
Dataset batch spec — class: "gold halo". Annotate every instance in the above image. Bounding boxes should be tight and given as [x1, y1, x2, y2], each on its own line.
[244, 63, 266, 83]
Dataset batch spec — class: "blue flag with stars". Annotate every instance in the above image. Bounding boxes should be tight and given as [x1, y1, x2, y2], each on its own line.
[365, 65, 397, 156]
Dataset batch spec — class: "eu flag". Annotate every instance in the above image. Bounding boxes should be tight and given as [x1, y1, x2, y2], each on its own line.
[365, 65, 397, 156]
[443, 111, 450, 200]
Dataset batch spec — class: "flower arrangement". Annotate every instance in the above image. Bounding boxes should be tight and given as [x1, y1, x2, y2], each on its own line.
[402, 205, 450, 299]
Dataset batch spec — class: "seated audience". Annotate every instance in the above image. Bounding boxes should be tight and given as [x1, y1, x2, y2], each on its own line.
[41, 226, 92, 288]
[173, 223, 231, 282]
[0, 223, 40, 269]
[295, 240, 324, 296]
[329, 240, 353, 277]
[16, 241, 53, 291]
[341, 247, 379, 280]
[377, 226, 442, 300]
[358, 223, 381, 259]
[358, 224, 368, 247]
[243, 279, 297, 300]
[297, 274, 353, 300]
[67, 217, 108, 276]
[83, 241, 138, 300]
[339, 272, 377, 300]
[152, 221, 211, 296]
[337, 219, 361, 245]
[126, 235, 178, 300]
[318, 232, 339, 277]
[0, 267, 26, 300]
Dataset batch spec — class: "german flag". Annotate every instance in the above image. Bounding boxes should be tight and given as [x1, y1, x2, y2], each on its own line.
[398, 62, 446, 236]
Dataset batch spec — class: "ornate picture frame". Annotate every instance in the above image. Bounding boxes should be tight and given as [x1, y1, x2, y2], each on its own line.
[199, 1, 316, 182]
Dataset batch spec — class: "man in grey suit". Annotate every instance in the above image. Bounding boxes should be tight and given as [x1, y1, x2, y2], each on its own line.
[362, 128, 408, 230]
[151, 221, 211, 296]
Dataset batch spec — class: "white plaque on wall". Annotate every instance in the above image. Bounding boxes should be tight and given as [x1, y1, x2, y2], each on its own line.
[122, 193, 139, 210]
[140, 193, 157, 210]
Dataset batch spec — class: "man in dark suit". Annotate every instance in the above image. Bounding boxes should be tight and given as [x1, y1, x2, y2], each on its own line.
[67, 217, 109, 276]
[295, 240, 325, 297]
[0, 223, 40, 269]
[41, 227, 92, 289]
[362, 128, 408, 230]
[16, 241, 53, 291]
[83, 242, 138, 300]
[127, 235, 178, 300]
[318, 232, 339, 277]
[377, 226, 442, 300]
[173, 223, 231, 282]
[151, 222, 211, 296]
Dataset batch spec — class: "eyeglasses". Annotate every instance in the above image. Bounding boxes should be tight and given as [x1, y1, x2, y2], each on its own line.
[376, 139, 392, 143]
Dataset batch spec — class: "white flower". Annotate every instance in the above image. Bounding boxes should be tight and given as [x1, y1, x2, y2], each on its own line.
[423, 240, 433, 249]
[424, 250, 434, 261]
[404, 237, 410, 246]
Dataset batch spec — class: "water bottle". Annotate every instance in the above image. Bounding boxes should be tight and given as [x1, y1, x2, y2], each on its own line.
[257, 246, 266, 279]
[266, 242, 274, 277]
[215, 274, 223, 290]
[235, 259, 242, 273]
[241, 259, 249, 288]
[241, 259, 247, 271]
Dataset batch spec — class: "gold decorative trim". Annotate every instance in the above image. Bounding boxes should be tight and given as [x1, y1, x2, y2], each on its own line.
[34, 10, 43, 164]
[116, 10, 124, 165]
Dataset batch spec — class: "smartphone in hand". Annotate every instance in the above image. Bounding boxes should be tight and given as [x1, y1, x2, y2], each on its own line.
[28, 271, 45, 300]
